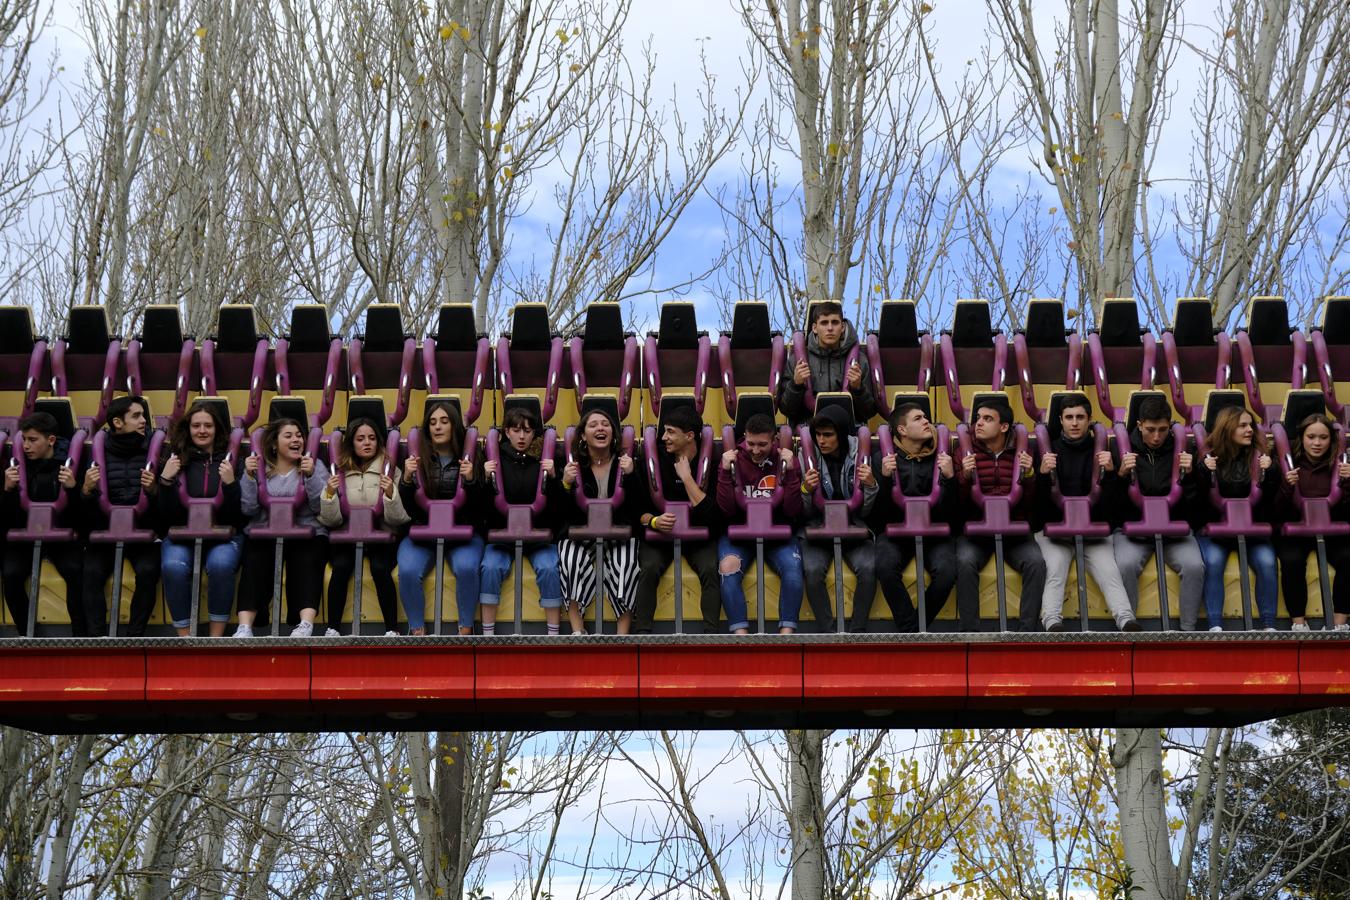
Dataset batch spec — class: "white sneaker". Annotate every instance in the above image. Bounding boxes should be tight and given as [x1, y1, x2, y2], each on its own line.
[323, 628, 341, 637]
[232, 624, 253, 639]
[384, 630, 400, 637]
[1209, 626, 1224, 633]
[1330, 623, 1350, 632]
[1292, 622, 1311, 632]
[290, 620, 314, 638]
[1261, 627, 1277, 633]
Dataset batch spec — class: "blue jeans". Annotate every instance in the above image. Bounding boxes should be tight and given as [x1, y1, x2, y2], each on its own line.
[1196, 536, 1278, 628]
[717, 535, 804, 631]
[161, 535, 245, 629]
[480, 543, 562, 608]
[397, 534, 484, 630]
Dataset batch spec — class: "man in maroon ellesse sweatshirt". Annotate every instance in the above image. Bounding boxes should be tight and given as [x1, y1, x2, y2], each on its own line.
[715, 414, 805, 634]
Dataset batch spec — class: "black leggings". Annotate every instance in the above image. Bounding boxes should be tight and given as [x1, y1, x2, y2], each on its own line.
[1276, 536, 1350, 618]
[327, 542, 398, 633]
[237, 536, 328, 627]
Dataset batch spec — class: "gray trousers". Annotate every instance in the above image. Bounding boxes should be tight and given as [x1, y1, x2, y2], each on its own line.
[1111, 531, 1205, 631]
[1034, 532, 1134, 626]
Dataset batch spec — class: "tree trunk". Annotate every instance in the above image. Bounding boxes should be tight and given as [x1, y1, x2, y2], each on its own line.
[787, 729, 827, 899]
[45, 734, 95, 900]
[1113, 727, 1180, 900]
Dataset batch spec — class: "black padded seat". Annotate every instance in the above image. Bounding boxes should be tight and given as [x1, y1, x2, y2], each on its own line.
[949, 300, 994, 348]
[1097, 299, 1144, 347]
[730, 302, 773, 350]
[876, 301, 920, 347]
[0, 306, 37, 354]
[579, 394, 620, 422]
[502, 394, 543, 424]
[361, 304, 406, 352]
[346, 396, 387, 428]
[194, 397, 232, 429]
[813, 391, 855, 425]
[657, 303, 701, 350]
[1245, 297, 1292, 346]
[507, 304, 552, 352]
[33, 397, 77, 439]
[140, 306, 185, 350]
[269, 397, 309, 426]
[288, 305, 333, 351]
[583, 303, 626, 350]
[1172, 299, 1217, 346]
[422, 394, 463, 418]
[1281, 390, 1327, 430]
[1125, 390, 1174, 427]
[215, 305, 260, 351]
[66, 306, 114, 353]
[1021, 299, 1067, 347]
[1322, 297, 1350, 344]
[733, 394, 776, 436]
[434, 304, 484, 350]
[1201, 390, 1249, 431]
[889, 391, 932, 421]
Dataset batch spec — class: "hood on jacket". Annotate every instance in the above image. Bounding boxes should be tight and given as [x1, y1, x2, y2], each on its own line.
[812, 404, 856, 451]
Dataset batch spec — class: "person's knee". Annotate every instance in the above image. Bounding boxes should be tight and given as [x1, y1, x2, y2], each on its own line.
[719, 555, 742, 577]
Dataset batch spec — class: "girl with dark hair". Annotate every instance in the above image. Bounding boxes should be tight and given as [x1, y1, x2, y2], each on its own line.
[396, 400, 485, 636]
[479, 405, 563, 635]
[318, 417, 409, 635]
[1275, 413, 1350, 631]
[1195, 406, 1280, 631]
[157, 400, 245, 636]
[557, 407, 644, 634]
[235, 417, 329, 637]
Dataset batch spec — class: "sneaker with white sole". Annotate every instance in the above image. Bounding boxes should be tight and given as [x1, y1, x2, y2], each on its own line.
[1292, 622, 1311, 632]
[1330, 623, 1350, 632]
[290, 620, 314, 638]
[1209, 626, 1224, 633]
[1261, 627, 1277, 633]
[323, 628, 341, 637]
[232, 624, 253, 638]
[384, 630, 400, 637]
[1044, 618, 1064, 633]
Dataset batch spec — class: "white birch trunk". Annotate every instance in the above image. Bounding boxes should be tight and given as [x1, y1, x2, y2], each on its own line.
[787, 728, 827, 900]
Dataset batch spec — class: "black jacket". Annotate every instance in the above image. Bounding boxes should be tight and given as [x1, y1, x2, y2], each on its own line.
[80, 431, 159, 534]
[1, 437, 78, 532]
[1035, 431, 1120, 528]
[1113, 428, 1198, 527]
[1190, 452, 1281, 529]
[561, 458, 648, 539]
[649, 447, 719, 532]
[157, 448, 245, 532]
[869, 444, 956, 534]
[399, 453, 483, 530]
[480, 442, 565, 539]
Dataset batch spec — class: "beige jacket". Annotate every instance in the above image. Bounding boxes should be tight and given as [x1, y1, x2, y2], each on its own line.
[318, 455, 410, 528]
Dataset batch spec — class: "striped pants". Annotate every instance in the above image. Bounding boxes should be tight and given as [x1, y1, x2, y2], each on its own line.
[557, 538, 640, 618]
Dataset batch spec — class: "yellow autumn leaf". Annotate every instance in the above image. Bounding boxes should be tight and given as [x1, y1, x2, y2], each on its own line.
[439, 24, 454, 39]
[194, 26, 207, 38]
[555, 28, 569, 42]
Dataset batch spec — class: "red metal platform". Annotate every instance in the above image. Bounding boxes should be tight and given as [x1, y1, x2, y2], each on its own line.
[0, 633, 1345, 733]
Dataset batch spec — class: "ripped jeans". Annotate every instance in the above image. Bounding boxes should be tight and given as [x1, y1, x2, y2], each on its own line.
[716, 535, 804, 631]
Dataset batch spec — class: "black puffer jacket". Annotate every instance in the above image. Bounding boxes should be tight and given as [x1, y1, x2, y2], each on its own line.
[1112, 428, 1199, 527]
[399, 453, 483, 530]
[1035, 431, 1120, 528]
[80, 431, 159, 532]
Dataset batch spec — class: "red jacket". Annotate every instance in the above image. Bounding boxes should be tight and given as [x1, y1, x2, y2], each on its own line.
[959, 440, 1034, 520]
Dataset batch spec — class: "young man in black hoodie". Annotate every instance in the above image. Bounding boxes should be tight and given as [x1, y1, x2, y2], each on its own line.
[776, 302, 878, 426]
[799, 403, 878, 632]
[633, 404, 721, 633]
[1, 412, 86, 635]
[479, 405, 563, 635]
[79, 395, 161, 636]
[871, 403, 958, 631]
[1110, 394, 1205, 630]
[1033, 393, 1137, 631]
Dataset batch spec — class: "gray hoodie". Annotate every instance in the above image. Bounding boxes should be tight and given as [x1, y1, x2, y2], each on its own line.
[776, 319, 878, 425]
[240, 461, 331, 537]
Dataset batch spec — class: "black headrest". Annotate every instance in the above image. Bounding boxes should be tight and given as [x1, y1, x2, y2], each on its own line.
[582, 303, 626, 350]
[813, 391, 856, 426]
[65, 306, 112, 353]
[140, 306, 184, 351]
[33, 398, 77, 439]
[968, 391, 1012, 426]
[733, 392, 776, 436]
[579, 394, 620, 422]
[502, 393, 543, 423]
[508, 304, 553, 352]
[889, 391, 932, 422]
[1202, 390, 1247, 431]
[192, 397, 232, 427]
[1172, 300, 1215, 346]
[434, 305, 481, 351]
[950, 301, 993, 348]
[0, 306, 36, 354]
[347, 396, 387, 429]
[1282, 390, 1327, 431]
[1022, 300, 1066, 347]
[1097, 299, 1143, 347]
[1246, 297, 1290, 346]
[730, 303, 773, 350]
[656, 393, 697, 427]
[877, 301, 920, 346]
[288, 306, 333, 351]
[1321, 297, 1350, 344]
[1046, 391, 1092, 438]
[361, 305, 406, 352]
[1126, 390, 1171, 427]
[269, 396, 309, 426]
[422, 394, 463, 420]
[655, 303, 701, 350]
[215, 305, 259, 351]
